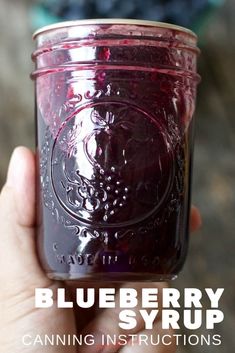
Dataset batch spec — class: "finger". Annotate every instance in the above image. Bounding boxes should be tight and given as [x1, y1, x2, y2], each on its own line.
[0, 147, 77, 352]
[120, 321, 176, 353]
[190, 206, 202, 233]
[6, 146, 36, 227]
[79, 283, 166, 353]
[0, 147, 51, 298]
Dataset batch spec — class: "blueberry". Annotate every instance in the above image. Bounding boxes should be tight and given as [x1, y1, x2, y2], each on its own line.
[39, 0, 213, 28]
[95, 0, 119, 15]
[64, 6, 85, 20]
[42, 0, 67, 17]
[141, 4, 166, 21]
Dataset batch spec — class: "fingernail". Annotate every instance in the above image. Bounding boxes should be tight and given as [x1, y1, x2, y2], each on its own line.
[6, 148, 19, 187]
[6, 148, 19, 188]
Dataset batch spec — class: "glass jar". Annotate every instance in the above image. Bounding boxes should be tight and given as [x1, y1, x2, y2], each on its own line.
[32, 19, 200, 281]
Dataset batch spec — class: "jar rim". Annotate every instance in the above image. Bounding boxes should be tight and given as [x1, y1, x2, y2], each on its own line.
[33, 18, 197, 40]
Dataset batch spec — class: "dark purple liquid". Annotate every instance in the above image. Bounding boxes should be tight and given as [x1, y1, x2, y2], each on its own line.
[35, 40, 197, 281]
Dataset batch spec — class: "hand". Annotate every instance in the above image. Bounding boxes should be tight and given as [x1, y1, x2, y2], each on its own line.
[0, 147, 201, 353]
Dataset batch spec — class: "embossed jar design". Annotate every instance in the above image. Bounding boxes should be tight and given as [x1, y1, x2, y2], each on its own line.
[32, 19, 200, 281]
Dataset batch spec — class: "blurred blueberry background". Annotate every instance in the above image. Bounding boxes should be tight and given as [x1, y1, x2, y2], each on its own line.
[31, 0, 224, 35]
[0, 1, 234, 352]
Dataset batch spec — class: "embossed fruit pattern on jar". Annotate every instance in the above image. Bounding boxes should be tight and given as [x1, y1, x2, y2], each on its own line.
[32, 20, 200, 281]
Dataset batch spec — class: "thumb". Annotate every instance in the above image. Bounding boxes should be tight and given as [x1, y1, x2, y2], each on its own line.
[0, 147, 51, 299]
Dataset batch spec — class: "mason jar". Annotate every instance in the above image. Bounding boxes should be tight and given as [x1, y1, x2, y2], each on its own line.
[32, 19, 200, 281]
